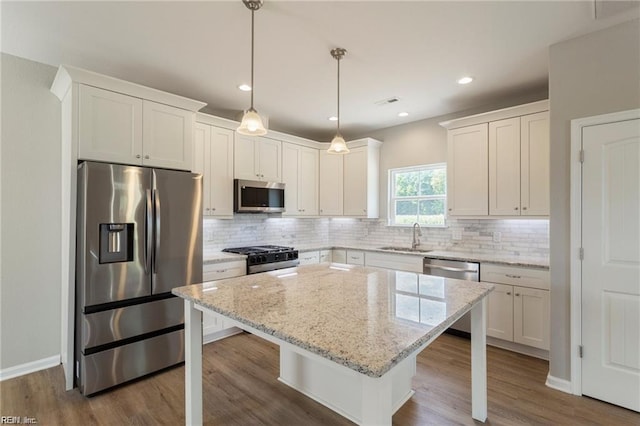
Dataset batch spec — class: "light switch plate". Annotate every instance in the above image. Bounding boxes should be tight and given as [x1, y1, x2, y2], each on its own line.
[493, 231, 502, 243]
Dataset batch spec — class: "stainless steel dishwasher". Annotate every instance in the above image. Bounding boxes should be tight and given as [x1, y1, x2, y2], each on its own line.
[423, 258, 480, 334]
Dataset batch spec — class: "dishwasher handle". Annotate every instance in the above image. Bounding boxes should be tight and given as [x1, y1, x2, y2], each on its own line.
[424, 264, 478, 273]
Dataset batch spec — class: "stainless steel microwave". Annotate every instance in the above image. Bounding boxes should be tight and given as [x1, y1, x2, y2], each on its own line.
[234, 179, 285, 213]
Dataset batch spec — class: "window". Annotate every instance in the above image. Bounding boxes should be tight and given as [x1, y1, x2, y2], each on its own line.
[389, 163, 446, 227]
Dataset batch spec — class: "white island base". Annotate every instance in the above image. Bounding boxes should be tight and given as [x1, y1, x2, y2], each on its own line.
[185, 302, 487, 426]
[279, 346, 416, 425]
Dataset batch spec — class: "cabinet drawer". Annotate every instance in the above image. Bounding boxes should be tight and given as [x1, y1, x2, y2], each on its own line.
[203, 260, 246, 281]
[481, 263, 549, 290]
[365, 252, 423, 273]
[346, 250, 365, 265]
[299, 251, 320, 265]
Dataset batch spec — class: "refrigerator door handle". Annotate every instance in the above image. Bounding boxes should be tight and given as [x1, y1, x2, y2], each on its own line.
[145, 189, 153, 275]
[154, 188, 161, 274]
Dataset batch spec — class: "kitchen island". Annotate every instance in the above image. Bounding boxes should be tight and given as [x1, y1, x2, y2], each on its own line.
[172, 263, 494, 425]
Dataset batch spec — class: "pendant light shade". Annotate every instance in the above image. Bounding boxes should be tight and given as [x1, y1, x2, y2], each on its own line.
[237, 0, 267, 136]
[327, 47, 349, 154]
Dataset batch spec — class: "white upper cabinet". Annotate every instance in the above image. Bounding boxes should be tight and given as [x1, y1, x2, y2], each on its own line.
[319, 151, 344, 216]
[76, 82, 202, 171]
[142, 100, 193, 170]
[234, 134, 282, 182]
[442, 100, 549, 217]
[520, 111, 549, 216]
[78, 85, 143, 165]
[194, 123, 234, 217]
[282, 142, 319, 216]
[489, 112, 550, 216]
[447, 123, 489, 216]
[489, 117, 521, 215]
[343, 140, 381, 218]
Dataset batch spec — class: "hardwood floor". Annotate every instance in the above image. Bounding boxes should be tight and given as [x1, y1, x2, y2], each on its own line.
[2, 332, 638, 425]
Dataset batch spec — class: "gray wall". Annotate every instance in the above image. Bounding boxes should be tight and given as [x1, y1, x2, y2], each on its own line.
[0, 54, 61, 369]
[548, 18, 640, 381]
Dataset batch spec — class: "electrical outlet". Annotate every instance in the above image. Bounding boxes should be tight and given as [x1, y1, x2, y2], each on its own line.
[493, 231, 501, 243]
[452, 230, 463, 241]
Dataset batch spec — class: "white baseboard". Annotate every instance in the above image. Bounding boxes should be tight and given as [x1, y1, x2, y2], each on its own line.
[545, 373, 573, 394]
[0, 355, 60, 381]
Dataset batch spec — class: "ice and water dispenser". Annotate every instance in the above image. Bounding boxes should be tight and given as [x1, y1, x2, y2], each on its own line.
[99, 223, 134, 263]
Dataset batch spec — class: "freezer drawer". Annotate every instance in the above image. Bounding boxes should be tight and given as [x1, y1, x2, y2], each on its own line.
[81, 296, 184, 349]
[80, 329, 184, 396]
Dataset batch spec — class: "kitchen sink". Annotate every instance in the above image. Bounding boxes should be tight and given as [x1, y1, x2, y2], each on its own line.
[379, 246, 433, 253]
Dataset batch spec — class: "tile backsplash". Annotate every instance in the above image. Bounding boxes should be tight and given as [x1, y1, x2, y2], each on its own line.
[204, 216, 549, 260]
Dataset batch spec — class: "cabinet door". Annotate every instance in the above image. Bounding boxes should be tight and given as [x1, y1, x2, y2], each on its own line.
[447, 124, 488, 215]
[319, 151, 344, 216]
[346, 250, 365, 265]
[332, 249, 347, 263]
[78, 85, 143, 164]
[142, 100, 193, 171]
[513, 286, 550, 350]
[234, 134, 257, 180]
[319, 250, 332, 263]
[489, 117, 521, 215]
[486, 283, 514, 341]
[282, 143, 300, 215]
[298, 146, 319, 215]
[210, 127, 234, 216]
[256, 137, 282, 182]
[521, 111, 549, 216]
[343, 146, 368, 216]
[193, 123, 212, 215]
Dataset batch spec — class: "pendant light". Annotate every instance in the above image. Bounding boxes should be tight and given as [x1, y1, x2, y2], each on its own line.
[237, 0, 267, 136]
[327, 47, 349, 154]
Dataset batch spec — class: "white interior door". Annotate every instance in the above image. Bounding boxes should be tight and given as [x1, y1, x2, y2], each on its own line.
[581, 118, 640, 412]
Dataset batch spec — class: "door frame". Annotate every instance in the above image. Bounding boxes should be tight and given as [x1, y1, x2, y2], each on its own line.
[569, 108, 640, 395]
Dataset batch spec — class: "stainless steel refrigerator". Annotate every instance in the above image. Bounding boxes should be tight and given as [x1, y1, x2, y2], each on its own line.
[75, 161, 202, 395]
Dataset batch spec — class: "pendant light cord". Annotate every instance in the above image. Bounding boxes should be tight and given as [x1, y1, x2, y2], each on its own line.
[336, 54, 340, 135]
[250, 9, 255, 110]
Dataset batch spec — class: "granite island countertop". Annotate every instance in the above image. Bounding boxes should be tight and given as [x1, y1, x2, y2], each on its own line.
[173, 263, 494, 378]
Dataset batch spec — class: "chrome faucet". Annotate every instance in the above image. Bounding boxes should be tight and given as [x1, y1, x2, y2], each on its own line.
[412, 222, 422, 249]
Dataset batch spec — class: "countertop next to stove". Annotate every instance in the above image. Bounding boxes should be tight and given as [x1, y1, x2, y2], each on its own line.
[203, 251, 246, 265]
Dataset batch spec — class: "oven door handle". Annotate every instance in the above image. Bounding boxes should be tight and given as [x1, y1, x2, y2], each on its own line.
[424, 264, 477, 273]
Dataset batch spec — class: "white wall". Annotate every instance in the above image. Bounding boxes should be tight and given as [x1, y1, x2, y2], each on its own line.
[0, 53, 61, 370]
[548, 19, 640, 381]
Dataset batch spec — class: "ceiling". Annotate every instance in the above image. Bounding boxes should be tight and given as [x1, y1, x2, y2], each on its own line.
[2, 1, 638, 141]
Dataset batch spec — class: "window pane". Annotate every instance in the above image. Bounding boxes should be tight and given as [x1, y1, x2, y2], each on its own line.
[396, 294, 420, 322]
[419, 168, 446, 196]
[395, 171, 419, 197]
[395, 200, 417, 224]
[418, 199, 445, 226]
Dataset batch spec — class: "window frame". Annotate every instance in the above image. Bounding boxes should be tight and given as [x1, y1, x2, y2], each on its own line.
[388, 163, 447, 228]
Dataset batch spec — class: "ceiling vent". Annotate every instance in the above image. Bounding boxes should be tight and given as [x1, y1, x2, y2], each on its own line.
[374, 97, 400, 106]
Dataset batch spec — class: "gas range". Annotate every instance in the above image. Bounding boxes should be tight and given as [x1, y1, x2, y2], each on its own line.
[222, 245, 299, 274]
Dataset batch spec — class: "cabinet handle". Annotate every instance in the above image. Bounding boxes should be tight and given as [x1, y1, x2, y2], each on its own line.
[448, 208, 452, 211]
[523, 207, 527, 210]
[216, 269, 228, 273]
[205, 208, 210, 211]
[506, 274, 521, 279]
[136, 154, 141, 159]
[256, 174, 260, 177]
[212, 207, 216, 211]
[145, 155, 150, 159]
[515, 293, 521, 297]
[514, 207, 519, 211]
[506, 292, 512, 295]
[363, 209, 367, 213]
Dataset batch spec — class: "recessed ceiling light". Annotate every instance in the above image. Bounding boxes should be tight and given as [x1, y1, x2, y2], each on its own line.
[328, 116, 338, 121]
[457, 76, 473, 85]
[238, 84, 252, 91]
[398, 112, 409, 117]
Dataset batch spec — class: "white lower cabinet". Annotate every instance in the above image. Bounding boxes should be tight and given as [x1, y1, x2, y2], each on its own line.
[345, 250, 365, 265]
[482, 264, 550, 351]
[299, 251, 321, 265]
[202, 260, 246, 343]
[332, 249, 347, 263]
[319, 249, 332, 263]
